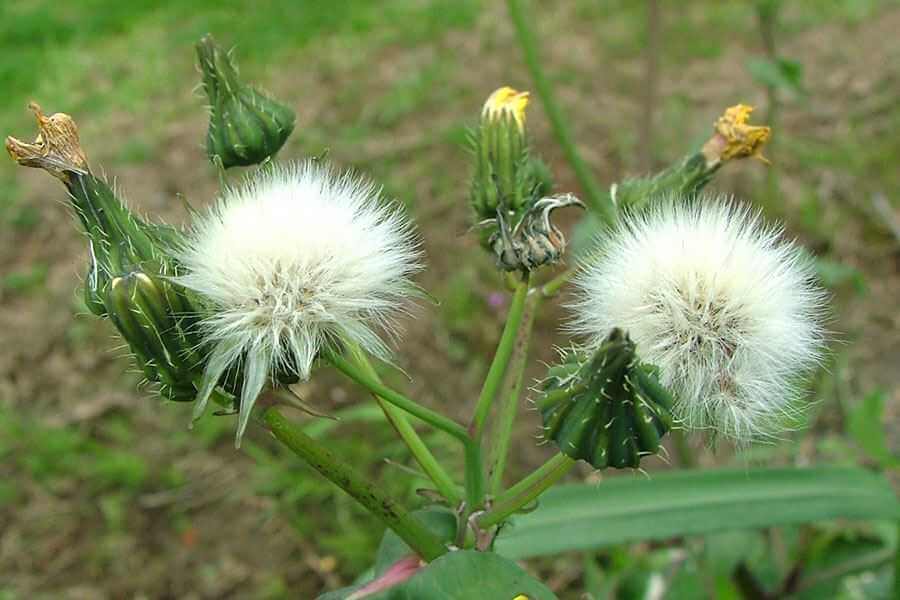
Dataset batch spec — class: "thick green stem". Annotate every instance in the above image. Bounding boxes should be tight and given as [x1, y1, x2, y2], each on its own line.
[479, 453, 575, 528]
[488, 291, 539, 495]
[264, 408, 447, 561]
[507, 0, 615, 226]
[346, 344, 461, 505]
[470, 276, 530, 440]
[325, 348, 469, 444]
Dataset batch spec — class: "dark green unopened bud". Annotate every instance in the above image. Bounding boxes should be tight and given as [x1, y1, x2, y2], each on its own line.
[538, 329, 674, 469]
[197, 34, 295, 168]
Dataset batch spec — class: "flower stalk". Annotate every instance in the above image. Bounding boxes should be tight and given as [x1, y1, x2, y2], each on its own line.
[478, 452, 575, 529]
[464, 275, 531, 510]
[469, 275, 531, 441]
[324, 348, 469, 444]
[488, 289, 539, 495]
[345, 343, 462, 505]
[264, 408, 447, 561]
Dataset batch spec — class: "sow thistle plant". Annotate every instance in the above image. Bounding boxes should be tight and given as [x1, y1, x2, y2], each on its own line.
[11, 27, 883, 599]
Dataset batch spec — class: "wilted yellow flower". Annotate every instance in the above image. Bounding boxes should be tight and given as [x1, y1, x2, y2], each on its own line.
[482, 86, 530, 131]
[702, 104, 771, 166]
[6, 102, 88, 182]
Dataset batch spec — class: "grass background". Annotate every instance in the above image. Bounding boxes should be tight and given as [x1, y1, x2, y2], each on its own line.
[1, 0, 898, 597]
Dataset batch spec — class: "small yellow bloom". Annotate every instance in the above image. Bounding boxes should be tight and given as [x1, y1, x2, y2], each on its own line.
[482, 86, 530, 131]
[708, 104, 772, 164]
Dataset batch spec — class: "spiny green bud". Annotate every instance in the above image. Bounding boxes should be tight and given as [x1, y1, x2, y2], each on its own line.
[196, 34, 296, 169]
[612, 104, 771, 211]
[105, 271, 202, 402]
[538, 329, 674, 469]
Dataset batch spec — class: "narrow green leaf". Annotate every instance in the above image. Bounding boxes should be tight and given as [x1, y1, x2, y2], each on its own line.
[746, 57, 805, 95]
[495, 467, 900, 559]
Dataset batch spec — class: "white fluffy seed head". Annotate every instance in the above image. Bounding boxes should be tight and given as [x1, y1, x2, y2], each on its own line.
[569, 197, 827, 441]
[175, 161, 422, 444]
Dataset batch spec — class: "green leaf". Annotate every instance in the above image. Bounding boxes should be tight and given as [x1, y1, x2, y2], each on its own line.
[494, 467, 900, 559]
[319, 551, 556, 599]
[747, 57, 805, 95]
[847, 391, 900, 468]
[815, 256, 867, 294]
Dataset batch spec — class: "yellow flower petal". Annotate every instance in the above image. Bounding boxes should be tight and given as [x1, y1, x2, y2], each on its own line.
[482, 86, 530, 131]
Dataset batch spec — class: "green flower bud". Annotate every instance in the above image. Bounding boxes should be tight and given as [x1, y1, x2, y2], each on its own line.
[7, 104, 207, 403]
[470, 87, 549, 221]
[196, 34, 296, 169]
[105, 271, 202, 401]
[538, 329, 674, 469]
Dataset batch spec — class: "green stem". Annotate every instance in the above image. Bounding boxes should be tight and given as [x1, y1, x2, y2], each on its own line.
[346, 344, 461, 505]
[325, 348, 469, 444]
[507, 0, 615, 226]
[464, 442, 485, 511]
[479, 453, 575, 528]
[264, 408, 447, 561]
[464, 276, 530, 511]
[541, 268, 575, 298]
[488, 291, 539, 495]
[895, 521, 899, 600]
[470, 276, 530, 440]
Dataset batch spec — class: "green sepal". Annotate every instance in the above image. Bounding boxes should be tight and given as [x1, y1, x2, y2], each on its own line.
[467, 114, 549, 225]
[610, 152, 717, 212]
[538, 329, 674, 469]
[197, 34, 296, 169]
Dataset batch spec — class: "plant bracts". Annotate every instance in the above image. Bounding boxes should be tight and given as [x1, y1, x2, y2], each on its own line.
[538, 329, 674, 469]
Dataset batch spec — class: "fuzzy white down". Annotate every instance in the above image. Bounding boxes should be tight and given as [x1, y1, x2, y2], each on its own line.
[570, 198, 826, 440]
[176, 161, 421, 444]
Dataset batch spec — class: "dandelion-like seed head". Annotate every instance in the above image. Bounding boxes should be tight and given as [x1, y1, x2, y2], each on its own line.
[570, 197, 827, 441]
[176, 161, 422, 444]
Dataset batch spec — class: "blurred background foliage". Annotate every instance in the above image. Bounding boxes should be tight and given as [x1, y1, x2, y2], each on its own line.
[0, 0, 898, 597]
